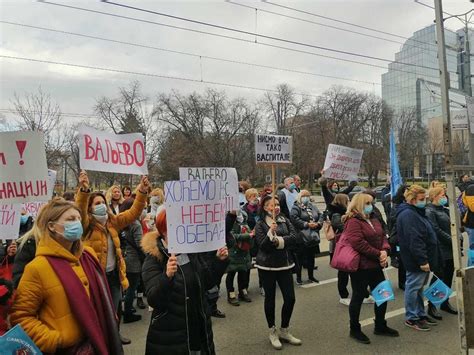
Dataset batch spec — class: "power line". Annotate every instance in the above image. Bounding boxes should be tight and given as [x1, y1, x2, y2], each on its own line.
[35, 1, 444, 81]
[0, 108, 99, 119]
[0, 20, 382, 86]
[0, 54, 322, 98]
[99, 0, 447, 72]
[228, 0, 457, 59]
[413, 0, 474, 25]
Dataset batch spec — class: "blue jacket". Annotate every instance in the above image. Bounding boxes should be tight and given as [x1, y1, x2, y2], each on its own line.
[396, 203, 442, 273]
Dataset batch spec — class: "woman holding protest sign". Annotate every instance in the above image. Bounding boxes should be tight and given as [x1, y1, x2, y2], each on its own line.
[10, 198, 123, 354]
[290, 190, 323, 285]
[340, 193, 398, 344]
[76, 170, 149, 344]
[141, 209, 229, 355]
[255, 195, 301, 350]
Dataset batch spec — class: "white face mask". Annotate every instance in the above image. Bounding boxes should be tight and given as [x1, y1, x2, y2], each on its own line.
[236, 214, 244, 224]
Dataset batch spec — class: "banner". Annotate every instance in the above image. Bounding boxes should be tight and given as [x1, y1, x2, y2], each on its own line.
[164, 180, 226, 254]
[78, 126, 148, 175]
[0, 324, 42, 354]
[255, 134, 292, 164]
[371, 280, 395, 307]
[0, 131, 49, 203]
[389, 130, 403, 197]
[179, 167, 239, 210]
[323, 144, 363, 181]
[0, 204, 22, 240]
[451, 110, 468, 131]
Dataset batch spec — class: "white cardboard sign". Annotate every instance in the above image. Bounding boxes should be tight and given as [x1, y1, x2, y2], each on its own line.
[0, 204, 22, 240]
[466, 96, 474, 134]
[78, 126, 148, 175]
[323, 144, 364, 181]
[179, 167, 239, 211]
[164, 179, 227, 254]
[0, 131, 49, 203]
[255, 134, 292, 164]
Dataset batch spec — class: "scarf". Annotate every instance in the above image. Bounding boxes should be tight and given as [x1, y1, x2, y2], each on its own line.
[46, 250, 123, 355]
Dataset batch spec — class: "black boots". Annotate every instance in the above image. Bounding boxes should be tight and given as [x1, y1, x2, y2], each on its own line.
[374, 321, 400, 337]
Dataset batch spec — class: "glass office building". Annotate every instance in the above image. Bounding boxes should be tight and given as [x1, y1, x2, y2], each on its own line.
[382, 24, 473, 124]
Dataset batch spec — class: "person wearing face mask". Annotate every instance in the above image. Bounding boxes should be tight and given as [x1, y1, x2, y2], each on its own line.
[10, 198, 123, 354]
[76, 170, 149, 345]
[426, 186, 457, 318]
[255, 195, 301, 350]
[396, 185, 442, 331]
[19, 209, 33, 237]
[149, 188, 165, 219]
[277, 177, 299, 219]
[318, 170, 358, 209]
[141, 209, 229, 355]
[342, 193, 398, 344]
[290, 190, 323, 285]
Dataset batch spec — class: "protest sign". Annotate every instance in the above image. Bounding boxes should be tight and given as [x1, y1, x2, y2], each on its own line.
[0, 204, 22, 240]
[78, 126, 148, 175]
[0, 131, 49, 203]
[179, 167, 239, 210]
[323, 144, 364, 181]
[47, 169, 57, 197]
[22, 201, 47, 219]
[0, 324, 42, 354]
[164, 179, 227, 254]
[255, 134, 292, 164]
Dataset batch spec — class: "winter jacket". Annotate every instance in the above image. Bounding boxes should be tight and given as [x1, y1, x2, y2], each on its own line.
[19, 216, 33, 237]
[290, 202, 323, 248]
[277, 189, 297, 219]
[372, 205, 388, 234]
[254, 215, 297, 271]
[10, 234, 97, 354]
[396, 203, 442, 273]
[141, 231, 228, 355]
[327, 204, 347, 235]
[462, 191, 474, 228]
[343, 215, 390, 270]
[318, 177, 356, 207]
[76, 189, 147, 289]
[123, 220, 145, 274]
[226, 213, 253, 273]
[242, 203, 259, 230]
[12, 238, 37, 289]
[458, 180, 474, 193]
[426, 204, 453, 261]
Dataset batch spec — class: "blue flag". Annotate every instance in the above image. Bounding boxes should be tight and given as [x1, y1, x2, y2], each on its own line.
[371, 280, 395, 307]
[0, 324, 42, 354]
[468, 249, 474, 267]
[423, 278, 453, 307]
[390, 129, 403, 197]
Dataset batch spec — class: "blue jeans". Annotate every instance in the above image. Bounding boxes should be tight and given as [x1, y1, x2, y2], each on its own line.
[466, 227, 474, 249]
[405, 271, 429, 321]
[124, 272, 141, 316]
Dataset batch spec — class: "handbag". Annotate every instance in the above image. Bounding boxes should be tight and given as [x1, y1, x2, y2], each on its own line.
[301, 228, 320, 248]
[323, 221, 335, 241]
[330, 234, 360, 272]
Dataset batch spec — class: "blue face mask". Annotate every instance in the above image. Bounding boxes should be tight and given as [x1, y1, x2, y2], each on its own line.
[415, 201, 426, 209]
[57, 221, 83, 242]
[439, 197, 448, 206]
[20, 215, 29, 225]
[301, 196, 310, 205]
[363, 205, 373, 215]
[93, 203, 107, 216]
[289, 183, 296, 191]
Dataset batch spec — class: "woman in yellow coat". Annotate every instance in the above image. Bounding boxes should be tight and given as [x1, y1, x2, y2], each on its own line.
[11, 198, 123, 354]
[75, 171, 149, 326]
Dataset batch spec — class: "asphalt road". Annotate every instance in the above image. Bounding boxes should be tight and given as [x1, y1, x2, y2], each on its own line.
[121, 200, 463, 354]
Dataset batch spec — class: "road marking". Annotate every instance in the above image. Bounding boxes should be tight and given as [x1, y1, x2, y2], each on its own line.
[360, 292, 457, 327]
[301, 267, 394, 289]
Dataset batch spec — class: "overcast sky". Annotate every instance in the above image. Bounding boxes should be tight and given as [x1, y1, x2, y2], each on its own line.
[0, 0, 473, 126]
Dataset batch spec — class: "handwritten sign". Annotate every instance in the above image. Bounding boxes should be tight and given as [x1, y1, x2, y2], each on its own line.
[0, 131, 49, 203]
[22, 201, 47, 219]
[255, 134, 292, 164]
[179, 167, 239, 210]
[323, 144, 364, 181]
[78, 126, 148, 175]
[164, 180, 227, 254]
[0, 204, 22, 240]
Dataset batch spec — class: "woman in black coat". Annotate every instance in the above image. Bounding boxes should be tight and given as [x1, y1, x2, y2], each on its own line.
[141, 209, 229, 355]
[290, 190, 323, 284]
[426, 186, 457, 318]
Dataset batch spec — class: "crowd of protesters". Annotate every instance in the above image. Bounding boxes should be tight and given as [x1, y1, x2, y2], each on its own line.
[0, 170, 468, 353]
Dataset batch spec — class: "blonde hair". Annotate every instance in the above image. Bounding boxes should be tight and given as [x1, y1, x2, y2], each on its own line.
[428, 186, 445, 201]
[245, 188, 258, 201]
[332, 193, 350, 208]
[18, 223, 40, 251]
[343, 193, 373, 221]
[296, 190, 311, 204]
[105, 185, 124, 205]
[150, 188, 164, 201]
[404, 184, 426, 202]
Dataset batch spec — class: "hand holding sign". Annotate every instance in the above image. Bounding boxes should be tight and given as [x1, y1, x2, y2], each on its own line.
[79, 170, 90, 190]
[166, 253, 178, 279]
[216, 246, 229, 261]
[138, 175, 150, 194]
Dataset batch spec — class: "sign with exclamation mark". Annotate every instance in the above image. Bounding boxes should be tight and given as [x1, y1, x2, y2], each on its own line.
[0, 131, 49, 203]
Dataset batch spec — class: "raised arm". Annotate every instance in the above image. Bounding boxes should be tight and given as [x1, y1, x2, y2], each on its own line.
[75, 170, 91, 230]
[115, 176, 149, 231]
